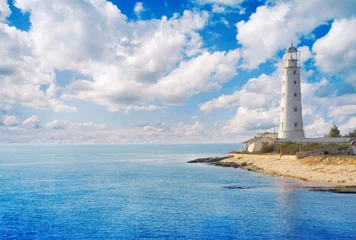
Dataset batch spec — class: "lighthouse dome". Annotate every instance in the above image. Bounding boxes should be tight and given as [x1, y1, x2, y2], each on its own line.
[287, 43, 297, 52]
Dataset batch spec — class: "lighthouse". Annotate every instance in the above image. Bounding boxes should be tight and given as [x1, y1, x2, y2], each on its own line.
[278, 43, 304, 139]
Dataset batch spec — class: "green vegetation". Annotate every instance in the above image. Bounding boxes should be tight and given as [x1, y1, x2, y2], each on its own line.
[259, 142, 349, 155]
[260, 144, 275, 153]
[325, 124, 341, 138]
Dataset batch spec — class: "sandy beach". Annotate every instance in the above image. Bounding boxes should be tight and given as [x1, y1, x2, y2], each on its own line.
[219, 153, 356, 186]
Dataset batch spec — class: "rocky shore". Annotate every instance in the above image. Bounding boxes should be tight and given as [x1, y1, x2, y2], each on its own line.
[188, 153, 356, 190]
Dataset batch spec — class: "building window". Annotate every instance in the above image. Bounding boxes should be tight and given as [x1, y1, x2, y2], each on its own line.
[294, 81, 297, 84]
[294, 107, 297, 112]
[294, 122, 298, 127]
[294, 93, 297, 97]
[283, 81, 285, 85]
[282, 122, 284, 130]
[281, 107, 284, 112]
[293, 70, 296, 74]
[283, 93, 285, 98]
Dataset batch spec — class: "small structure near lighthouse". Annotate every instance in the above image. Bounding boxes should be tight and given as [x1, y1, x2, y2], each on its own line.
[278, 43, 304, 139]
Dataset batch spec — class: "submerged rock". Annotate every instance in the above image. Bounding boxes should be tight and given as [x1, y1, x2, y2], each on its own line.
[222, 186, 251, 190]
[306, 186, 356, 194]
[187, 156, 231, 163]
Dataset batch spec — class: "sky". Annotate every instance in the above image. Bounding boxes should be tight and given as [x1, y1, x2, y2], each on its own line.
[0, 0, 355, 144]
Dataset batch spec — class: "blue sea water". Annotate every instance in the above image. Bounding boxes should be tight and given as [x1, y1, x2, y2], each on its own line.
[0, 144, 355, 240]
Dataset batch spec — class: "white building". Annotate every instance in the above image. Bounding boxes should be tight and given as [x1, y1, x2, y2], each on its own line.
[242, 132, 278, 153]
[278, 43, 305, 139]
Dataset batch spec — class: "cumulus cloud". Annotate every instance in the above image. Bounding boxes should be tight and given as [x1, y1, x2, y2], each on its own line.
[134, 2, 145, 17]
[152, 49, 240, 104]
[197, 0, 244, 7]
[0, 0, 11, 21]
[200, 66, 282, 113]
[328, 105, 356, 118]
[313, 18, 356, 73]
[339, 117, 356, 135]
[0, 0, 245, 113]
[2, 115, 19, 126]
[0, 23, 76, 112]
[22, 115, 41, 129]
[313, 17, 356, 88]
[236, 0, 356, 69]
[7, 0, 243, 112]
[304, 117, 332, 138]
[212, 4, 225, 13]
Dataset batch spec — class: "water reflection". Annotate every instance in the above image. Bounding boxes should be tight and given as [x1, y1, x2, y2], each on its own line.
[275, 182, 304, 238]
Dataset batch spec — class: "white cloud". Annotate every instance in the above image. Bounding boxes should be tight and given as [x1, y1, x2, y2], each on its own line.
[152, 49, 240, 104]
[43, 120, 106, 130]
[221, 107, 280, 135]
[142, 121, 210, 140]
[328, 105, 356, 118]
[0, 120, 237, 144]
[219, 17, 229, 26]
[13, 0, 238, 111]
[298, 46, 312, 65]
[339, 117, 356, 135]
[134, 2, 145, 16]
[22, 115, 40, 129]
[197, 0, 244, 7]
[3, 115, 19, 126]
[304, 117, 332, 138]
[200, 69, 281, 113]
[313, 18, 356, 87]
[0, 23, 76, 112]
[0, 0, 11, 21]
[236, 0, 356, 69]
[0, 0, 244, 112]
[212, 4, 225, 13]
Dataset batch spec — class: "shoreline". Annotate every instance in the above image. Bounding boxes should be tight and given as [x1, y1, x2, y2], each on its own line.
[189, 153, 356, 187]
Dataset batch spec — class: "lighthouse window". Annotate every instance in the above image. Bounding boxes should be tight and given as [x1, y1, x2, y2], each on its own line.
[293, 70, 296, 74]
[294, 81, 297, 84]
[281, 107, 284, 112]
[294, 93, 297, 97]
[283, 81, 285, 85]
[294, 107, 297, 112]
[283, 93, 285, 98]
[294, 122, 298, 127]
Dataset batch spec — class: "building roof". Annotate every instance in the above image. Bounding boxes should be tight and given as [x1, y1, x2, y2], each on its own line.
[241, 137, 257, 144]
[242, 136, 275, 144]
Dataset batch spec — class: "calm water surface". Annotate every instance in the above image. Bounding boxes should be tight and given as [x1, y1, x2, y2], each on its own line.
[0, 144, 355, 239]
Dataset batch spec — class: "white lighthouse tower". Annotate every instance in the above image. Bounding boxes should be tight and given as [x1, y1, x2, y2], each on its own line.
[278, 43, 304, 139]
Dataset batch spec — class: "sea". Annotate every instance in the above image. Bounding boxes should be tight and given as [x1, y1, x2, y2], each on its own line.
[0, 144, 355, 239]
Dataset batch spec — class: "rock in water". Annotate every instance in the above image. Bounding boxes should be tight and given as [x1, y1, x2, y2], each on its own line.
[187, 156, 231, 163]
[306, 186, 356, 194]
[222, 186, 251, 189]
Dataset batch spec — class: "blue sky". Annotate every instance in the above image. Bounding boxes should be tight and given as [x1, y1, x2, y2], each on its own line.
[0, 0, 355, 143]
